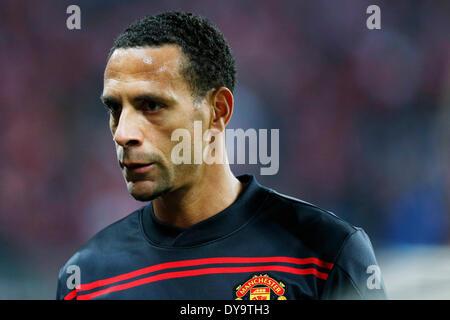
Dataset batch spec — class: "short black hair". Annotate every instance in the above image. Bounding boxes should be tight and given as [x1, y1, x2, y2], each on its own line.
[109, 11, 236, 100]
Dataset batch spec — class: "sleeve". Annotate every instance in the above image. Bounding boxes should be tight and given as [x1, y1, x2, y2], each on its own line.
[320, 228, 388, 300]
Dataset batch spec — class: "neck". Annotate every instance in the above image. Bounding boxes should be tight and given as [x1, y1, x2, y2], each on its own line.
[152, 164, 243, 229]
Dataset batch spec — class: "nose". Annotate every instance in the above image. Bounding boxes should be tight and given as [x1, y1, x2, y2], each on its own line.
[113, 107, 143, 147]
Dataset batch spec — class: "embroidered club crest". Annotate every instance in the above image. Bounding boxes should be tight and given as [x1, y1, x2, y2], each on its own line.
[234, 274, 287, 300]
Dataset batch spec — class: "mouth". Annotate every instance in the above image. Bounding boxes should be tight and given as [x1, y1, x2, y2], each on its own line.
[122, 162, 155, 174]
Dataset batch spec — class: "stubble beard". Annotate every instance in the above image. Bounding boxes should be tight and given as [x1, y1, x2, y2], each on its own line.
[125, 159, 203, 202]
[126, 164, 173, 202]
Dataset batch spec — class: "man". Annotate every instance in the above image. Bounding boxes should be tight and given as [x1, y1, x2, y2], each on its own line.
[56, 11, 387, 300]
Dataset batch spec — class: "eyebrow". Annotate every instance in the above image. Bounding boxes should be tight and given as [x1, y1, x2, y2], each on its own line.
[100, 93, 175, 106]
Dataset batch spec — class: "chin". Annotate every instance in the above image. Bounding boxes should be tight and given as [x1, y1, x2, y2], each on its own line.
[127, 180, 171, 202]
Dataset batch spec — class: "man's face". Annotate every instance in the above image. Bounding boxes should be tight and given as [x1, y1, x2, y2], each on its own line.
[102, 45, 209, 201]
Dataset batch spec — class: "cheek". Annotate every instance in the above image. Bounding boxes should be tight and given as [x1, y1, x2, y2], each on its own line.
[147, 102, 209, 155]
[148, 116, 191, 164]
[143, 120, 182, 163]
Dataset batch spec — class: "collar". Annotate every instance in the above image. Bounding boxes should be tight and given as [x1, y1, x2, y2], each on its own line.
[140, 174, 270, 248]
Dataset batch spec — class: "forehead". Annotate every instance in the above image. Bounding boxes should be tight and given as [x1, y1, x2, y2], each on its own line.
[103, 45, 187, 96]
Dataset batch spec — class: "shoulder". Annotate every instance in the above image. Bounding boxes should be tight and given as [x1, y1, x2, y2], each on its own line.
[70, 207, 143, 261]
[56, 206, 145, 297]
[262, 188, 359, 256]
[260, 188, 387, 299]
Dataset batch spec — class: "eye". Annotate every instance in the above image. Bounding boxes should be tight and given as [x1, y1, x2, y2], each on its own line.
[104, 103, 121, 116]
[140, 100, 164, 112]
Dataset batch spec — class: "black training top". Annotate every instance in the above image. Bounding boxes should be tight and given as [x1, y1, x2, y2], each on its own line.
[56, 174, 387, 300]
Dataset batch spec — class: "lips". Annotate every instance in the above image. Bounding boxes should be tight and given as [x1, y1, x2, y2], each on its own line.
[122, 162, 155, 174]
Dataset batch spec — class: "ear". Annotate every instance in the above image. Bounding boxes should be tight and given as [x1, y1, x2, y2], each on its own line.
[209, 87, 234, 131]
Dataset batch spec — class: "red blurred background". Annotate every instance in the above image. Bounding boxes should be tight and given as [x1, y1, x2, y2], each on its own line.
[0, 0, 449, 298]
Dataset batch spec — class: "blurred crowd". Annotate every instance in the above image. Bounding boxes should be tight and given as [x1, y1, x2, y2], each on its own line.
[0, 0, 449, 298]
